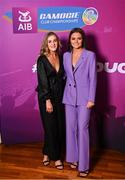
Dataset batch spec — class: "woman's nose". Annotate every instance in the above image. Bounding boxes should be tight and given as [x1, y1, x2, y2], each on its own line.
[52, 41, 55, 45]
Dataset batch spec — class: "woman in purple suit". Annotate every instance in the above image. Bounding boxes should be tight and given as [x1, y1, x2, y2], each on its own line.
[63, 28, 97, 177]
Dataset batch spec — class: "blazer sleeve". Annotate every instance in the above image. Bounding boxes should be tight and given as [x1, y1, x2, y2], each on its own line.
[88, 52, 97, 102]
[37, 56, 51, 100]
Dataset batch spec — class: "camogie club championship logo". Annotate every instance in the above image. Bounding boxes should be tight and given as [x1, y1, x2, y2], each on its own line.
[38, 7, 99, 31]
[82, 7, 98, 25]
[4, 7, 98, 33]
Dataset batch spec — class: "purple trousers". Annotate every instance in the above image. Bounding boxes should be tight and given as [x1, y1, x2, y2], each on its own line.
[65, 104, 91, 171]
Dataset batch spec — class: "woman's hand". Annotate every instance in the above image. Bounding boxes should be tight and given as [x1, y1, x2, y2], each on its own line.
[46, 99, 53, 113]
[86, 101, 95, 109]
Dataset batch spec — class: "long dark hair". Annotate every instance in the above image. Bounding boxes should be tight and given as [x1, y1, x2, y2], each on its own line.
[68, 28, 86, 51]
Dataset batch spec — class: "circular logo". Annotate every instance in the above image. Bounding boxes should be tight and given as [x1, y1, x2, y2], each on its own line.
[82, 7, 98, 25]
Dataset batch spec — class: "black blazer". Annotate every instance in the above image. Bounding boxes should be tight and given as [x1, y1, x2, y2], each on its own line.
[37, 55, 65, 102]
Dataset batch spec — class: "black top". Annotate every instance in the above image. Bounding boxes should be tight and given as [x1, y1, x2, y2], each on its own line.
[37, 55, 65, 102]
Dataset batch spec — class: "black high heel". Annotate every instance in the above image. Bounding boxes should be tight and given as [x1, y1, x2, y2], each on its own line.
[42, 160, 50, 166]
[70, 162, 78, 169]
[79, 170, 89, 177]
[55, 160, 64, 170]
[55, 164, 64, 170]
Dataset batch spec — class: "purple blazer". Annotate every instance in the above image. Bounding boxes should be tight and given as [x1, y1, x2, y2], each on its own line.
[62, 49, 97, 106]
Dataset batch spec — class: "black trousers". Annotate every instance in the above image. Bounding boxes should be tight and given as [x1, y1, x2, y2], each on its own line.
[38, 97, 65, 161]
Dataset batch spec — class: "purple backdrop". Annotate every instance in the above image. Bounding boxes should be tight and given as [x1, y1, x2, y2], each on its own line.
[0, 0, 125, 152]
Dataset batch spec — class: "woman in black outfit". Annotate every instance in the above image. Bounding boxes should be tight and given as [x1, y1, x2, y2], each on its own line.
[37, 32, 65, 170]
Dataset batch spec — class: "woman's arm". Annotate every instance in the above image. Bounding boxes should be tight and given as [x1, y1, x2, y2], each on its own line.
[37, 56, 53, 113]
[87, 52, 97, 108]
[37, 56, 51, 100]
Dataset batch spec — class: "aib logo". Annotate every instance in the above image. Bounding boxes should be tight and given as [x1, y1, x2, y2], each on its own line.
[12, 8, 37, 33]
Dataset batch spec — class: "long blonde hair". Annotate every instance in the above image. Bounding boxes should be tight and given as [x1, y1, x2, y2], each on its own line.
[40, 32, 61, 56]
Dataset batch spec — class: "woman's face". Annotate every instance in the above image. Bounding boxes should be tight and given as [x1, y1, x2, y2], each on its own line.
[70, 32, 83, 49]
[47, 35, 58, 52]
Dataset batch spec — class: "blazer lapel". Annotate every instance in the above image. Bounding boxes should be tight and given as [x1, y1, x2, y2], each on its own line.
[67, 53, 74, 77]
[74, 49, 87, 73]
